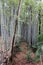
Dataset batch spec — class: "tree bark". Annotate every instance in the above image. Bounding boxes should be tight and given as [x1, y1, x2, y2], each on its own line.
[30, 6, 32, 47]
[11, 0, 22, 61]
[38, 9, 41, 35]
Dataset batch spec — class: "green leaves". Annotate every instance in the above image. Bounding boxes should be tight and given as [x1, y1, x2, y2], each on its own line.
[38, 34, 43, 42]
[8, 0, 19, 5]
[34, 49, 40, 62]
[25, 0, 35, 7]
[1, 0, 43, 25]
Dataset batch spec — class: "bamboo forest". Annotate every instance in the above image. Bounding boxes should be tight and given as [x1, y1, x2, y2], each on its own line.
[0, 0, 43, 65]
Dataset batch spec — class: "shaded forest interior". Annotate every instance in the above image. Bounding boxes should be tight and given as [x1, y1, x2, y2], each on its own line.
[0, 0, 43, 65]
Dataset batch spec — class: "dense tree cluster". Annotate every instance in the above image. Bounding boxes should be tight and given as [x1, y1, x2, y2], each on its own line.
[0, 0, 43, 65]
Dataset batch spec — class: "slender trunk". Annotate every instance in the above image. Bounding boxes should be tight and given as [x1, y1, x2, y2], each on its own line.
[30, 6, 32, 47]
[11, 0, 22, 61]
[38, 9, 41, 35]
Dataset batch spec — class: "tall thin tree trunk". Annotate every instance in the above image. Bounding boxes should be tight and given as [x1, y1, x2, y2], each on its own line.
[38, 9, 41, 35]
[11, 0, 22, 61]
[30, 6, 32, 47]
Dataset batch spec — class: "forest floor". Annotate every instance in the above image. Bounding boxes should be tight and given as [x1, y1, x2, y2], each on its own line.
[13, 42, 42, 65]
[0, 39, 43, 65]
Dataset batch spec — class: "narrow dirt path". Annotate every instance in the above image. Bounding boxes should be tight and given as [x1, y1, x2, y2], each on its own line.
[14, 42, 27, 65]
[13, 42, 37, 65]
[14, 42, 28, 65]
[11, 42, 41, 65]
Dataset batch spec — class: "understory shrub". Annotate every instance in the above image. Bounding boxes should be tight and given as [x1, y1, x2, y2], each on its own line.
[34, 49, 40, 62]
[13, 45, 21, 56]
[25, 50, 34, 62]
[13, 41, 25, 56]
[32, 33, 43, 62]
[26, 34, 43, 62]
[25, 50, 40, 62]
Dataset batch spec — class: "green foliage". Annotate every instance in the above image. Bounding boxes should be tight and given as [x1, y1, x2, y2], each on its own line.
[33, 33, 43, 62]
[26, 33, 43, 62]
[15, 41, 21, 47]
[13, 45, 23, 56]
[15, 41, 25, 51]
[25, 0, 35, 6]
[35, 34, 43, 52]
[7, 0, 20, 11]
[37, 34, 43, 42]
[1, 0, 43, 23]
[32, 33, 43, 51]
[20, 0, 37, 24]
[38, 2, 43, 10]
[34, 49, 40, 62]
[1, 0, 43, 63]
[25, 49, 40, 62]
[25, 51, 33, 61]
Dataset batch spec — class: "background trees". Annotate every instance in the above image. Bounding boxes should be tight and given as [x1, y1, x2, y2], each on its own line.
[0, 0, 43, 64]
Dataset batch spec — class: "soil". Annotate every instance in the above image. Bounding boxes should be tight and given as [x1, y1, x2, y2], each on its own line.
[0, 41, 42, 65]
[12, 42, 42, 65]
